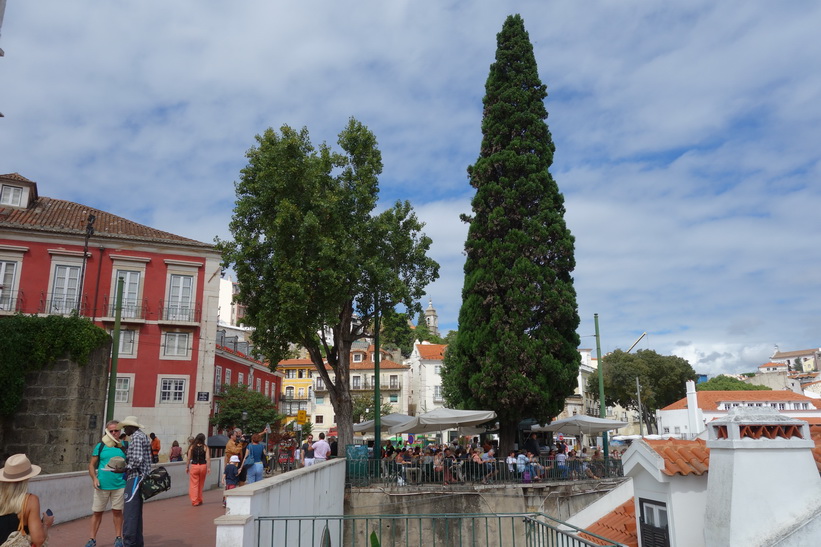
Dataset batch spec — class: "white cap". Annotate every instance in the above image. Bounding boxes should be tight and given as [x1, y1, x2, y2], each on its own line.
[230, 455, 240, 463]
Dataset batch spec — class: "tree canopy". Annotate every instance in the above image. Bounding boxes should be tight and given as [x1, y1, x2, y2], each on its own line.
[210, 383, 283, 435]
[442, 15, 581, 455]
[380, 309, 416, 358]
[697, 375, 771, 391]
[587, 349, 697, 433]
[218, 118, 439, 448]
[352, 393, 395, 423]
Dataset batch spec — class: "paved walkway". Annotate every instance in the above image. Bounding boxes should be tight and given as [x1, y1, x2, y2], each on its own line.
[49, 488, 225, 547]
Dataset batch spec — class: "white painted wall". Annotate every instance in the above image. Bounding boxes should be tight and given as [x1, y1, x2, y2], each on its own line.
[217, 459, 346, 547]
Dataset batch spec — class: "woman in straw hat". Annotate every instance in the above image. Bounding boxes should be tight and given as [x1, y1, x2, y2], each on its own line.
[0, 453, 54, 546]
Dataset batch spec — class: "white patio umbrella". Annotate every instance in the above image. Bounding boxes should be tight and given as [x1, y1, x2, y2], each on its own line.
[353, 412, 415, 433]
[532, 415, 628, 436]
[388, 407, 497, 435]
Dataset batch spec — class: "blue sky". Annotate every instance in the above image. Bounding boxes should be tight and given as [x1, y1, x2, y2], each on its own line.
[2, 1, 821, 375]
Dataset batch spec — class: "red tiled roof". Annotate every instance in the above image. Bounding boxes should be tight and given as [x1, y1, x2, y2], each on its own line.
[1, 172, 35, 183]
[276, 359, 314, 366]
[661, 390, 821, 411]
[350, 359, 406, 370]
[0, 187, 212, 248]
[644, 438, 710, 476]
[416, 343, 446, 360]
[578, 499, 637, 547]
[802, 418, 821, 473]
[759, 362, 787, 369]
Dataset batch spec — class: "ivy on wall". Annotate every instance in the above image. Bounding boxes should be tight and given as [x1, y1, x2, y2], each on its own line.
[0, 314, 110, 416]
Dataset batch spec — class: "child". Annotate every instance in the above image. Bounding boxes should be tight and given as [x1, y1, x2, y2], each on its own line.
[223, 455, 240, 507]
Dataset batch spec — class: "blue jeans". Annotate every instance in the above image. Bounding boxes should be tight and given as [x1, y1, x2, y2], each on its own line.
[246, 462, 264, 484]
[123, 475, 144, 546]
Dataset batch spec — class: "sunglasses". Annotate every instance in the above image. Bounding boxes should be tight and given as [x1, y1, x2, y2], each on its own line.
[108, 429, 120, 433]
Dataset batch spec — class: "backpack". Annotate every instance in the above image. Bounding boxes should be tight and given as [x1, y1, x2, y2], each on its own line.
[140, 466, 171, 500]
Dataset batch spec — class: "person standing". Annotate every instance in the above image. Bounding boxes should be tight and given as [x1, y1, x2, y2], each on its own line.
[169, 440, 183, 462]
[329, 436, 338, 459]
[524, 432, 540, 458]
[149, 433, 161, 464]
[224, 428, 243, 465]
[119, 415, 152, 547]
[186, 433, 210, 506]
[312, 433, 331, 463]
[0, 454, 54, 546]
[85, 420, 126, 547]
[244, 434, 265, 484]
[301, 434, 315, 467]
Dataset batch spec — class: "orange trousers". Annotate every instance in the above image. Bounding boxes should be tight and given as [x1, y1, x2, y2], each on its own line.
[188, 463, 208, 505]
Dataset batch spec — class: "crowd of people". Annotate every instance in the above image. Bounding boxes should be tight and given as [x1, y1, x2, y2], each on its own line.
[374, 434, 624, 486]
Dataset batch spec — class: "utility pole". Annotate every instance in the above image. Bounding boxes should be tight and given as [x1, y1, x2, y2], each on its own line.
[594, 314, 608, 460]
[373, 307, 382, 462]
[77, 214, 96, 314]
[105, 276, 124, 422]
[636, 376, 644, 437]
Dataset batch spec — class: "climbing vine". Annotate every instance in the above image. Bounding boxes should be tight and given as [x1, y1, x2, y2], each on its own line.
[0, 314, 109, 416]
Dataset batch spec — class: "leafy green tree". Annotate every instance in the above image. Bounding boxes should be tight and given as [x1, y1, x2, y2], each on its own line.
[352, 393, 395, 423]
[414, 310, 432, 343]
[218, 118, 439, 449]
[381, 309, 415, 358]
[587, 349, 698, 433]
[442, 15, 581, 455]
[697, 375, 771, 391]
[210, 383, 283, 435]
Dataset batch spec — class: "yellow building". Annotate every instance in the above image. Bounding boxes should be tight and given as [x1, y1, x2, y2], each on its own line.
[277, 358, 316, 421]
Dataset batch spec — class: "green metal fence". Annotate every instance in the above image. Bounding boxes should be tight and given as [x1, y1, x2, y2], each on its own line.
[254, 513, 624, 547]
[345, 457, 624, 488]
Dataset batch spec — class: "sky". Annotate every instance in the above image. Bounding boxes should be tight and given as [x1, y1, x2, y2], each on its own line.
[2, 1, 821, 376]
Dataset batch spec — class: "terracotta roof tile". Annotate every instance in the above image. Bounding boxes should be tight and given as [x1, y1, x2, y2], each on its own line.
[759, 362, 787, 369]
[644, 438, 710, 476]
[578, 499, 637, 547]
[772, 349, 819, 359]
[0, 172, 35, 183]
[0, 194, 212, 248]
[416, 343, 446, 360]
[661, 390, 821, 411]
[350, 359, 406, 370]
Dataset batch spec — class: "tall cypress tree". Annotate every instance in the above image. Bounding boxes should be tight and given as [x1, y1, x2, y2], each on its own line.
[442, 14, 580, 453]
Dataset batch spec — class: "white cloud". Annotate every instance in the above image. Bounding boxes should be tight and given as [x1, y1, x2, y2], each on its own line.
[3, 1, 821, 376]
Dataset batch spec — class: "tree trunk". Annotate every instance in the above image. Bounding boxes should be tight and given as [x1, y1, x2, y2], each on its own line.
[498, 418, 519, 457]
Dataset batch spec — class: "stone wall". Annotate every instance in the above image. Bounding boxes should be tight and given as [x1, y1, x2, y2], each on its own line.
[0, 342, 111, 473]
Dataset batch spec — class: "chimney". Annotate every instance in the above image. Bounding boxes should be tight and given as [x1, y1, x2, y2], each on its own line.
[685, 380, 701, 439]
[703, 407, 821, 546]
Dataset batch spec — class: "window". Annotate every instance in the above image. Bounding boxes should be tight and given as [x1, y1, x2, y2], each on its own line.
[51, 264, 81, 314]
[639, 498, 669, 547]
[316, 396, 324, 405]
[238, 372, 244, 385]
[113, 329, 136, 357]
[434, 365, 442, 375]
[434, 385, 443, 401]
[390, 375, 398, 389]
[160, 378, 185, 403]
[256, 378, 261, 392]
[286, 369, 296, 379]
[0, 261, 17, 311]
[163, 332, 189, 357]
[115, 377, 131, 403]
[316, 379, 326, 390]
[115, 270, 142, 318]
[298, 369, 304, 379]
[225, 369, 232, 386]
[214, 366, 223, 393]
[0, 185, 22, 206]
[353, 353, 363, 363]
[167, 274, 193, 320]
[352, 376, 361, 389]
[265, 381, 270, 397]
[390, 394, 398, 403]
[298, 387, 305, 398]
[308, 386, 313, 399]
[285, 386, 294, 398]
[316, 415, 324, 424]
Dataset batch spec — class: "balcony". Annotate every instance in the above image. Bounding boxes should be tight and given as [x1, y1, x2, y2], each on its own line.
[157, 301, 201, 324]
[38, 293, 85, 316]
[100, 295, 148, 322]
[0, 290, 22, 314]
[350, 380, 402, 391]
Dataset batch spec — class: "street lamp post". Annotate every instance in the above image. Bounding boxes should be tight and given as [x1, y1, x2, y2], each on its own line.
[594, 314, 608, 460]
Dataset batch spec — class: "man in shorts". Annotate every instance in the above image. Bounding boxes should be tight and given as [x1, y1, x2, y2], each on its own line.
[85, 420, 127, 547]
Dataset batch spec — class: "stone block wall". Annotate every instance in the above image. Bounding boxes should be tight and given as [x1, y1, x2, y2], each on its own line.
[0, 342, 110, 473]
